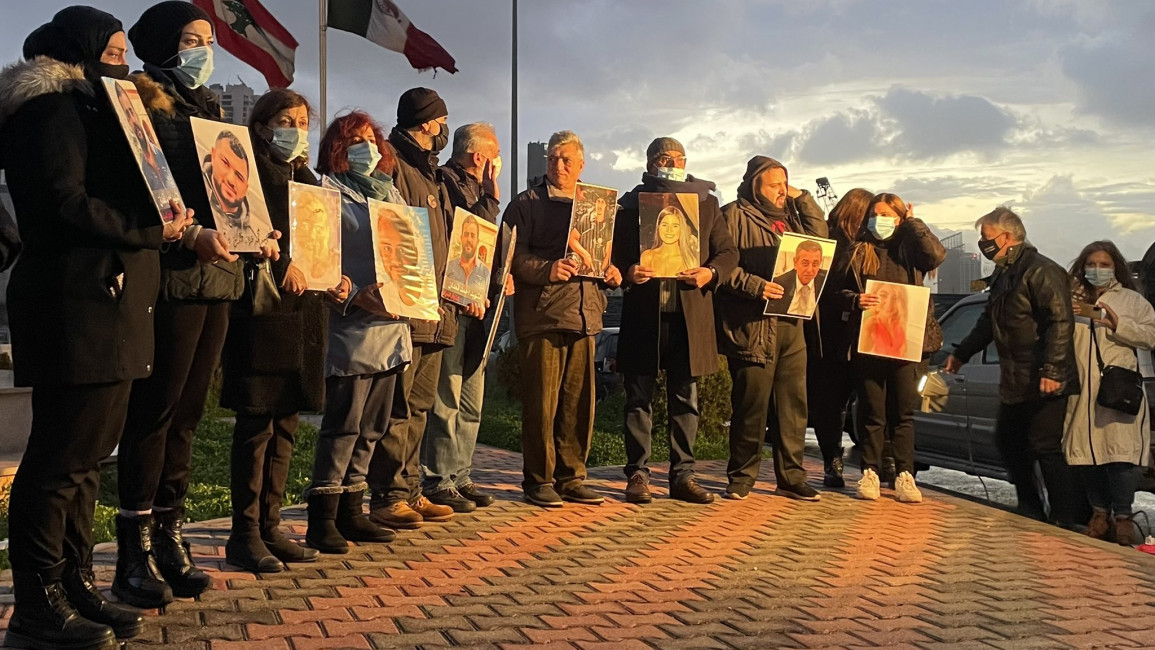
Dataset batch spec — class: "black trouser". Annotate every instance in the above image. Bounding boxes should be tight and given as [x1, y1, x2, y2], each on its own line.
[309, 372, 398, 495]
[230, 413, 298, 536]
[119, 300, 230, 511]
[8, 381, 132, 572]
[996, 398, 1088, 526]
[623, 313, 700, 486]
[1081, 462, 1140, 517]
[368, 343, 442, 505]
[807, 348, 853, 464]
[727, 320, 808, 491]
[854, 355, 920, 475]
[519, 332, 595, 491]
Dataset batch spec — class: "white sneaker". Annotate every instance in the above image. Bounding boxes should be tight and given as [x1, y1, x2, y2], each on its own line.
[857, 468, 881, 500]
[895, 471, 923, 503]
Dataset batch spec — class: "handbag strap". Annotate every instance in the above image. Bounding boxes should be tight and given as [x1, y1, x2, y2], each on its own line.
[1089, 313, 1140, 373]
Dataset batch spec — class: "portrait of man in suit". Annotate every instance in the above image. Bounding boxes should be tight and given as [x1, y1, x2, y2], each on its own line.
[765, 237, 828, 318]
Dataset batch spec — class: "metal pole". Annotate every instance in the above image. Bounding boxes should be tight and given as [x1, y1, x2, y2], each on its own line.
[510, 0, 518, 198]
[319, 0, 328, 127]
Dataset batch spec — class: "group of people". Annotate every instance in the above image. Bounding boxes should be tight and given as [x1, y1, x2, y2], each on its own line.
[1, 4, 1153, 650]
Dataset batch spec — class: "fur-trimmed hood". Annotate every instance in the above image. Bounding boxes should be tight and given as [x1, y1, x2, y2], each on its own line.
[129, 70, 176, 116]
[0, 56, 93, 132]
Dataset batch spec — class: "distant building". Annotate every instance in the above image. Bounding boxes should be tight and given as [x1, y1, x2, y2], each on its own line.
[209, 80, 256, 125]
[526, 141, 547, 186]
[937, 232, 984, 294]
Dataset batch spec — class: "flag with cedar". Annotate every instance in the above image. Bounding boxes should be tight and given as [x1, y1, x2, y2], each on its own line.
[328, 0, 457, 73]
[193, 0, 299, 88]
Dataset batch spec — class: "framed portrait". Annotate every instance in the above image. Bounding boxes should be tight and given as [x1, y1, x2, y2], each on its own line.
[856, 279, 931, 362]
[567, 183, 619, 278]
[763, 232, 838, 320]
[483, 224, 517, 368]
[638, 192, 699, 278]
[189, 116, 275, 253]
[101, 77, 183, 223]
[288, 181, 342, 291]
[443, 207, 498, 308]
[367, 199, 439, 321]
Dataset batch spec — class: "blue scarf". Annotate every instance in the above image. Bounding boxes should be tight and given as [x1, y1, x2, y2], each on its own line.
[334, 170, 395, 202]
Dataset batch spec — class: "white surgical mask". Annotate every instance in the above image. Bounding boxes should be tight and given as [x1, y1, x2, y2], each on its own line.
[869, 216, 896, 240]
[347, 141, 382, 176]
[269, 127, 308, 162]
[655, 166, 687, 182]
[169, 45, 214, 89]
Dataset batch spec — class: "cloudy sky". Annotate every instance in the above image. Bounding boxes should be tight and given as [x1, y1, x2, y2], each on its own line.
[5, 0, 1154, 265]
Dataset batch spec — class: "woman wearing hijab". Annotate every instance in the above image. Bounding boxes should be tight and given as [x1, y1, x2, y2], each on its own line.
[0, 6, 192, 647]
[111, 1, 241, 607]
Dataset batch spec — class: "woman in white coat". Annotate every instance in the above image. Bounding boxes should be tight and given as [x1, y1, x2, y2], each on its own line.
[1064, 240, 1155, 546]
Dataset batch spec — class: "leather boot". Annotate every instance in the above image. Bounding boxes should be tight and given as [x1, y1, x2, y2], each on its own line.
[153, 508, 212, 598]
[305, 492, 349, 554]
[336, 489, 396, 543]
[225, 529, 284, 574]
[111, 514, 173, 610]
[823, 448, 846, 488]
[61, 560, 143, 640]
[6, 562, 117, 650]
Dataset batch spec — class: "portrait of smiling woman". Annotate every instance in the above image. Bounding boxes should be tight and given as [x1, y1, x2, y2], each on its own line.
[639, 196, 700, 278]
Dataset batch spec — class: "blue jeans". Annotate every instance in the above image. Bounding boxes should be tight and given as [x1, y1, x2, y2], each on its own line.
[421, 315, 487, 492]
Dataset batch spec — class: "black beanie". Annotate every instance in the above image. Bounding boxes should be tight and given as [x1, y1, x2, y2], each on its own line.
[396, 87, 447, 129]
[129, 1, 210, 67]
[646, 137, 685, 162]
[23, 6, 123, 64]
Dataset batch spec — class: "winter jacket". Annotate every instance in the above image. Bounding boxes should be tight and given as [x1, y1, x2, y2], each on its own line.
[131, 66, 243, 302]
[1063, 284, 1155, 466]
[954, 245, 1079, 404]
[386, 127, 456, 348]
[811, 228, 856, 362]
[504, 176, 609, 339]
[0, 56, 162, 386]
[439, 159, 500, 224]
[613, 173, 738, 377]
[219, 150, 327, 415]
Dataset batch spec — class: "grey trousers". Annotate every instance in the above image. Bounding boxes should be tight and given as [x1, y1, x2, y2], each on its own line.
[307, 371, 399, 496]
[368, 344, 443, 505]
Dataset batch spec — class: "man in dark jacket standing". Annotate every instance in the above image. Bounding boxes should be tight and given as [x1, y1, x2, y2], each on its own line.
[716, 156, 827, 501]
[367, 88, 460, 528]
[421, 122, 502, 512]
[613, 137, 738, 504]
[946, 207, 1085, 527]
[503, 130, 622, 507]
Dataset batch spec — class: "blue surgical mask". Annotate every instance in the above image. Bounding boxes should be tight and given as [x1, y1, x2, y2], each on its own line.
[1085, 267, 1115, 288]
[347, 141, 382, 176]
[169, 45, 214, 89]
[655, 166, 687, 182]
[269, 127, 308, 162]
[869, 216, 896, 240]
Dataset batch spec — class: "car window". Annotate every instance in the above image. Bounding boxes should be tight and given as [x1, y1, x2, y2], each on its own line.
[931, 302, 985, 365]
[983, 341, 999, 364]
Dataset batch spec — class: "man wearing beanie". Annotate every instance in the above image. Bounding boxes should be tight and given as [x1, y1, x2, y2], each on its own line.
[612, 137, 737, 504]
[366, 87, 460, 528]
[715, 155, 827, 502]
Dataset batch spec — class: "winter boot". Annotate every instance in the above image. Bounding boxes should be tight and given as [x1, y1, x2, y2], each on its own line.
[153, 508, 212, 598]
[6, 562, 116, 650]
[335, 489, 396, 543]
[111, 514, 173, 609]
[61, 560, 143, 640]
[305, 492, 349, 554]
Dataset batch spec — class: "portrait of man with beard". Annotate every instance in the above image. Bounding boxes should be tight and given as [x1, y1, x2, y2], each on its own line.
[443, 209, 496, 307]
[191, 116, 275, 252]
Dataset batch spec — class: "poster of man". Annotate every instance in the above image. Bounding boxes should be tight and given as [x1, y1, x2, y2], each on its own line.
[288, 181, 342, 291]
[857, 279, 931, 362]
[483, 225, 517, 368]
[638, 192, 699, 278]
[763, 232, 837, 319]
[189, 116, 274, 252]
[368, 199, 439, 321]
[443, 207, 497, 308]
[567, 182, 619, 278]
[102, 78, 181, 223]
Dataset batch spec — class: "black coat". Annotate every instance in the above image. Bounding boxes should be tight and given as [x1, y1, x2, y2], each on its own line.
[219, 151, 326, 415]
[954, 245, 1079, 404]
[0, 57, 162, 386]
[613, 174, 738, 377]
[812, 229, 858, 362]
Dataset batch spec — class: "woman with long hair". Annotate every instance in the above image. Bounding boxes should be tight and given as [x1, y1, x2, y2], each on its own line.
[838, 192, 945, 503]
[1063, 240, 1155, 545]
[641, 204, 700, 276]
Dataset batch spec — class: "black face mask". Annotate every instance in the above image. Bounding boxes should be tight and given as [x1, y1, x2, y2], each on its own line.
[431, 123, 449, 153]
[977, 236, 1001, 260]
[88, 62, 130, 80]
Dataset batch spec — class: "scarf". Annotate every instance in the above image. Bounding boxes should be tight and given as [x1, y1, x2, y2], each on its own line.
[334, 170, 395, 202]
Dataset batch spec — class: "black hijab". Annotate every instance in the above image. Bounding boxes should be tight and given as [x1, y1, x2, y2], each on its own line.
[23, 6, 127, 80]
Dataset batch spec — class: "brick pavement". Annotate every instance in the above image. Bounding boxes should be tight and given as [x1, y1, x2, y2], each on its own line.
[4, 445, 1155, 649]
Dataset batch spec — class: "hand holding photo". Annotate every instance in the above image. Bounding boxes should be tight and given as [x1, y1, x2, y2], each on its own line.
[368, 199, 439, 321]
[190, 116, 275, 253]
[638, 192, 699, 278]
[857, 279, 931, 362]
[443, 207, 498, 307]
[566, 183, 619, 278]
[288, 182, 342, 291]
[763, 232, 837, 320]
[102, 78, 183, 223]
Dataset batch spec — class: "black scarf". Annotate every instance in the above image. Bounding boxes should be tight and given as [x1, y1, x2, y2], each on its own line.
[389, 126, 438, 177]
[23, 7, 127, 83]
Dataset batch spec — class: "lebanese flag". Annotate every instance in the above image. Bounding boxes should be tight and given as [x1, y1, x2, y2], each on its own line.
[328, 0, 457, 74]
[192, 0, 298, 88]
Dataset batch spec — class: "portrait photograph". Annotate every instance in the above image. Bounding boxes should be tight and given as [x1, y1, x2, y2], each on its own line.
[857, 279, 931, 363]
[288, 181, 342, 292]
[189, 116, 274, 253]
[443, 207, 498, 308]
[567, 182, 619, 278]
[483, 224, 517, 368]
[102, 77, 182, 223]
[368, 199, 439, 321]
[638, 192, 700, 278]
[763, 232, 837, 320]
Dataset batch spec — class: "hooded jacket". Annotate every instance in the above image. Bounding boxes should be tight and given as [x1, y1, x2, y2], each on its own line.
[613, 173, 738, 377]
[0, 56, 162, 386]
[715, 157, 827, 364]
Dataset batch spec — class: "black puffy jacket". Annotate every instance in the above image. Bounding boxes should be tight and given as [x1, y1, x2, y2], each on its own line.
[954, 245, 1079, 404]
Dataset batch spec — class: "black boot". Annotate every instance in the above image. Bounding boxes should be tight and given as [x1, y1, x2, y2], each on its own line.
[225, 530, 284, 574]
[336, 489, 396, 544]
[6, 562, 117, 650]
[824, 449, 846, 489]
[61, 561, 143, 640]
[305, 492, 349, 554]
[262, 527, 320, 564]
[111, 514, 173, 610]
[153, 508, 213, 598]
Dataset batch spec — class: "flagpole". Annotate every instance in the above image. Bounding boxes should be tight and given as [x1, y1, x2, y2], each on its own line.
[319, 0, 328, 127]
[511, 0, 518, 198]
